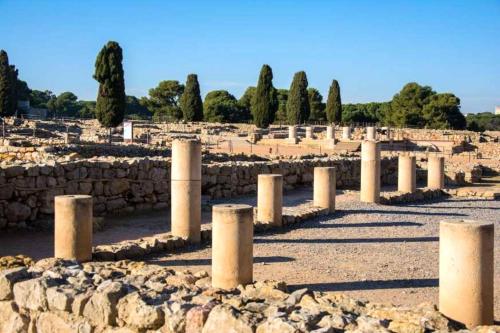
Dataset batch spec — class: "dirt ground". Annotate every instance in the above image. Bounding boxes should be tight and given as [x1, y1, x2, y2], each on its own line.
[1, 187, 498, 320]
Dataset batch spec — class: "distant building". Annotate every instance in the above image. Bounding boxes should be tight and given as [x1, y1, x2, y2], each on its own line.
[17, 100, 48, 119]
[496, 106, 500, 115]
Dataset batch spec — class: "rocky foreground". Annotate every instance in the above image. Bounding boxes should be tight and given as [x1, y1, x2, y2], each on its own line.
[0, 258, 497, 333]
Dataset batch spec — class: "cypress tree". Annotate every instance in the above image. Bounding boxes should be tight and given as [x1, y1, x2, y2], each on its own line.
[180, 74, 203, 121]
[0, 50, 16, 117]
[251, 64, 278, 128]
[93, 41, 126, 130]
[286, 71, 310, 124]
[325, 79, 342, 123]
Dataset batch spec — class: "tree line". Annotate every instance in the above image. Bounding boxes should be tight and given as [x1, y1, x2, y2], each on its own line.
[1, 42, 484, 132]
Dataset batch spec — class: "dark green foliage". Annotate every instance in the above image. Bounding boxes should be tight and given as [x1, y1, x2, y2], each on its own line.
[251, 65, 278, 128]
[274, 89, 288, 123]
[93, 41, 126, 128]
[15, 79, 30, 101]
[325, 80, 342, 123]
[238, 86, 256, 119]
[342, 102, 389, 124]
[204, 90, 247, 123]
[30, 90, 56, 109]
[125, 95, 151, 119]
[0, 50, 16, 117]
[286, 71, 310, 124]
[144, 80, 184, 122]
[422, 93, 465, 129]
[466, 112, 500, 132]
[52, 92, 79, 117]
[78, 101, 96, 118]
[180, 74, 203, 121]
[389, 82, 434, 127]
[307, 88, 326, 122]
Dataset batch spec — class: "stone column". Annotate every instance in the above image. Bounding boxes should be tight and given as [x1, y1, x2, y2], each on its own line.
[171, 139, 202, 243]
[398, 154, 416, 193]
[305, 126, 313, 139]
[366, 126, 376, 140]
[257, 174, 283, 226]
[288, 126, 297, 144]
[439, 220, 494, 328]
[326, 125, 335, 140]
[54, 195, 93, 262]
[313, 167, 336, 212]
[212, 204, 253, 289]
[342, 126, 351, 140]
[360, 140, 380, 203]
[428, 155, 445, 189]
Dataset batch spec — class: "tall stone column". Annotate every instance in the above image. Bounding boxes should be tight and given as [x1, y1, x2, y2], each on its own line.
[257, 174, 283, 226]
[212, 204, 253, 289]
[398, 154, 416, 193]
[428, 155, 445, 189]
[342, 126, 351, 140]
[171, 139, 202, 243]
[366, 126, 376, 140]
[305, 126, 313, 139]
[360, 140, 380, 203]
[326, 125, 335, 140]
[313, 167, 336, 212]
[288, 126, 297, 144]
[439, 220, 494, 328]
[54, 195, 93, 262]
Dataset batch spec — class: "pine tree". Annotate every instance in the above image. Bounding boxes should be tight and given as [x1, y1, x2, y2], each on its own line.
[251, 64, 278, 128]
[286, 71, 310, 124]
[180, 74, 203, 121]
[93, 41, 126, 129]
[0, 50, 16, 117]
[325, 79, 342, 123]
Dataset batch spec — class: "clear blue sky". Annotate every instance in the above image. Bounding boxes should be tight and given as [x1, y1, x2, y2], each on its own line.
[1, 0, 499, 113]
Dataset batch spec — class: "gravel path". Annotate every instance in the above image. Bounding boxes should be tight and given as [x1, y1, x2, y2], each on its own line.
[147, 190, 500, 319]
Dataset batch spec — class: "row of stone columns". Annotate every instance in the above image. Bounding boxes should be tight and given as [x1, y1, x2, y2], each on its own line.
[52, 138, 494, 328]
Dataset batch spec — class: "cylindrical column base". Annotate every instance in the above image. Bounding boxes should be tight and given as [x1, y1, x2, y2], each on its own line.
[54, 195, 93, 262]
[257, 174, 283, 226]
[398, 154, 416, 193]
[360, 140, 381, 203]
[212, 204, 253, 289]
[326, 126, 335, 140]
[439, 220, 494, 328]
[305, 127, 313, 139]
[314, 167, 336, 212]
[342, 126, 351, 140]
[171, 139, 202, 243]
[366, 126, 376, 140]
[428, 155, 445, 189]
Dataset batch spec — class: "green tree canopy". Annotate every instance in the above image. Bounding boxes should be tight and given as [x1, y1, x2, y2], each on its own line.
[93, 41, 126, 128]
[180, 74, 203, 121]
[389, 82, 434, 127]
[0, 50, 16, 117]
[422, 93, 465, 129]
[286, 71, 310, 124]
[203, 90, 247, 123]
[307, 88, 326, 122]
[251, 64, 278, 128]
[275, 89, 288, 123]
[466, 112, 500, 132]
[30, 90, 56, 109]
[144, 80, 184, 121]
[125, 95, 151, 119]
[52, 92, 79, 117]
[325, 79, 342, 123]
[238, 86, 256, 119]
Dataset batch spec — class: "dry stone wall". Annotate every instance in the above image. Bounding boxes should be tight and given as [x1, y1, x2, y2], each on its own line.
[0, 157, 398, 229]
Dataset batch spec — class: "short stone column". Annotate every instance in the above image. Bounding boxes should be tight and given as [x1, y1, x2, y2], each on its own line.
[288, 126, 297, 144]
[342, 126, 351, 140]
[257, 174, 283, 226]
[439, 220, 494, 328]
[326, 125, 335, 140]
[305, 126, 313, 139]
[313, 167, 336, 212]
[366, 126, 376, 140]
[360, 140, 380, 203]
[398, 154, 416, 193]
[212, 204, 253, 289]
[54, 195, 93, 262]
[428, 155, 445, 189]
[171, 139, 202, 243]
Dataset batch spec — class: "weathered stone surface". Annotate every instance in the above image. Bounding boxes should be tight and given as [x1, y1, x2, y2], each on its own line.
[0, 301, 29, 333]
[83, 280, 126, 326]
[6, 202, 31, 223]
[35, 311, 93, 333]
[202, 304, 256, 333]
[256, 317, 299, 333]
[0, 267, 29, 300]
[117, 291, 164, 330]
[13, 277, 49, 311]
